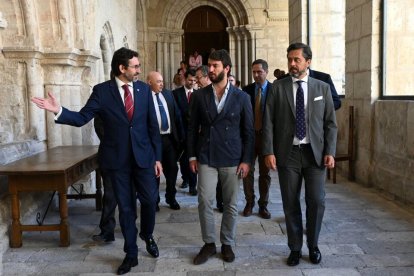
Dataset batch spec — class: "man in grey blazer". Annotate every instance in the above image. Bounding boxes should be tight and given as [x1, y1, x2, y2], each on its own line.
[262, 43, 337, 266]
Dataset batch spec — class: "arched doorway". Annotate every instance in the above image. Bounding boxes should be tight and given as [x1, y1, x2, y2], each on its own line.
[182, 6, 228, 66]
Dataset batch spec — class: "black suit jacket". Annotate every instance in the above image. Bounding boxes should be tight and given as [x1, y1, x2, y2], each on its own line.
[172, 86, 192, 132]
[242, 81, 273, 123]
[160, 89, 185, 147]
[308, 69, 341, 110]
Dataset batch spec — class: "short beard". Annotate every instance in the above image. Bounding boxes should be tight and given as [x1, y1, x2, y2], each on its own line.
[210, 71, 225, 84]
[289, 68, 306, 79]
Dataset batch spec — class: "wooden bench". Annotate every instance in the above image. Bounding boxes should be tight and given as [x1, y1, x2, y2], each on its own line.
[0, 145, 102, 247]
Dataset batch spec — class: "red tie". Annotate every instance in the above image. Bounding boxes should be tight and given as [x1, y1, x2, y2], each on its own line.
[187, 90, 192, 103]
[122, 84, 134, 121]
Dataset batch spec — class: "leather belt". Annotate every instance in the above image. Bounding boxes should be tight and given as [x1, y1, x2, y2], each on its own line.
[292, 143, 310, 148]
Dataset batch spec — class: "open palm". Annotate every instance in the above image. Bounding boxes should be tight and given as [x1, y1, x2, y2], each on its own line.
[31, 92, 61, 114]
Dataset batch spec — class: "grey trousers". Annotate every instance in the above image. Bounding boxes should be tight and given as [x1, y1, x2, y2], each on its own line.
[197, 164, 240, 246]
[277, 145, 326, 251]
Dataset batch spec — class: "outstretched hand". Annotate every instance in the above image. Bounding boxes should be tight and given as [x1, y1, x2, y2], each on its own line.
[31, 92, 61, 114]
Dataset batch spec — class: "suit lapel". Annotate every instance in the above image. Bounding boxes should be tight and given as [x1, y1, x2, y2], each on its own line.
[283, 79, 295, 117]
[162, 90, 174, 119]
[307, 77, 316, 118]
[216, 86, 234, 120]
[131, 81, 143, 122]
[203, 87, 217, 123]
[110, 80, 129, 120]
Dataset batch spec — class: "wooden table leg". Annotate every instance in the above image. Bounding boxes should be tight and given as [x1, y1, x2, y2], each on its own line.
[9, 185, 22, 248]
[58, 191, 70, 247]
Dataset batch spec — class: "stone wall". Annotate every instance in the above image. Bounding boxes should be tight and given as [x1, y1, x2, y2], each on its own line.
[344, 0, 414, 204]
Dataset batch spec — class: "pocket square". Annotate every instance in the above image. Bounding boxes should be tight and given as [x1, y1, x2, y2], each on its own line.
[314, 96, 323, 101]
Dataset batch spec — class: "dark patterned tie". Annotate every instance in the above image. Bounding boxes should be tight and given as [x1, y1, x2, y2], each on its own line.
[122, 84, 134, 121]
[187, 90, 192, 103]
[254, 87, 262, 131]
[156, 93, 169, 131]
[295, 80, 306, 140]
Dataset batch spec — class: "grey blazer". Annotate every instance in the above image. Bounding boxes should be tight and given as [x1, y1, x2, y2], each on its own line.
[262, 76, 337, 167]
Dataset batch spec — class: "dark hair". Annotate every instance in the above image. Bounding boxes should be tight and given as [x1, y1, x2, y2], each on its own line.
[208, 49, 232, 69]
[185, 68, 196, 78]
[252, 59, 268, 71]
[111, 47, 139, 77]
[287, 42, 312, 60]
[196, 65, 209, 77]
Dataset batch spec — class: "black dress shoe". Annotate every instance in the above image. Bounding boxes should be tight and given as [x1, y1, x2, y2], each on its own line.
[258, 206, 271, 219]
[287, 250, 302, 266]
[166, 199, 180, 210]
[92, 232, 115, 242]
[243, 203, 254, 217]
[180, 181, 189, 188]
[117, 256, 138, 275]
[221, 244, 235, 262]
[189, 187, 198, 196]
[139, 234, 159, 258]
[193, 243, 216, 265]
[309, 246, 322, 264]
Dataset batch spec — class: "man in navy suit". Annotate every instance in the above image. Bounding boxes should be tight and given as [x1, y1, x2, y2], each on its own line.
[32, 47, 162, 275]
[147, 71, 184, 211]
[172, 69, 198, 195]
[188, 49, 254, 264]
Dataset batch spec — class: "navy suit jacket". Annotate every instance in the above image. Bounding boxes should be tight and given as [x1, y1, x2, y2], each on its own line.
[57, 79, 162, 171]
[309, 69, 341, 110]
[187, 84, 254, 167]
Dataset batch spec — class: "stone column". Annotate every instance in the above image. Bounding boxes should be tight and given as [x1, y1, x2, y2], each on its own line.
[156, 39, 162, 72]
[40, 50, 99, 148]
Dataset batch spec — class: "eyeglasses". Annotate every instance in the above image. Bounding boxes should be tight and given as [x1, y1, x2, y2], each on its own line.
[127, 64, 141, 69]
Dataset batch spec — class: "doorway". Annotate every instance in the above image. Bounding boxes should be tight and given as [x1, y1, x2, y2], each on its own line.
[182, 6, 229, 66]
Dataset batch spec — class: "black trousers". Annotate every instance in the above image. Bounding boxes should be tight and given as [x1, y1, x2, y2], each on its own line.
[277, 144, 326, 251]
[158, 134, 179, 201]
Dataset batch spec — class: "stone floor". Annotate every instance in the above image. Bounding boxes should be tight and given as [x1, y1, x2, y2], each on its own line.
[2, 170, 414, 276]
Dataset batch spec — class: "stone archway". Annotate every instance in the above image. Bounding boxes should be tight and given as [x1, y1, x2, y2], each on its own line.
[153, 0, 258, 87]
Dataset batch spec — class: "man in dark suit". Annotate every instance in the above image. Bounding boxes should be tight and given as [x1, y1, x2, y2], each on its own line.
[147, 71, 184, 210]
[172, 69, 198, 196]
[31, 47, 162, 275]
[242, 59, 272, 219]
[91, 115, 117, 243]
[263, 43, 337, 266]
[308, 69, 341, 110]
[188, 49, 254, 265]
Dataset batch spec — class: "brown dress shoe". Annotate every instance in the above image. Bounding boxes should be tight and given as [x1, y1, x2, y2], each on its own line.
[221, 244, 235, 262]
[243, 203, 254, 217]
[193, 243, 216, 265]
[258, 206, 271, 219]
